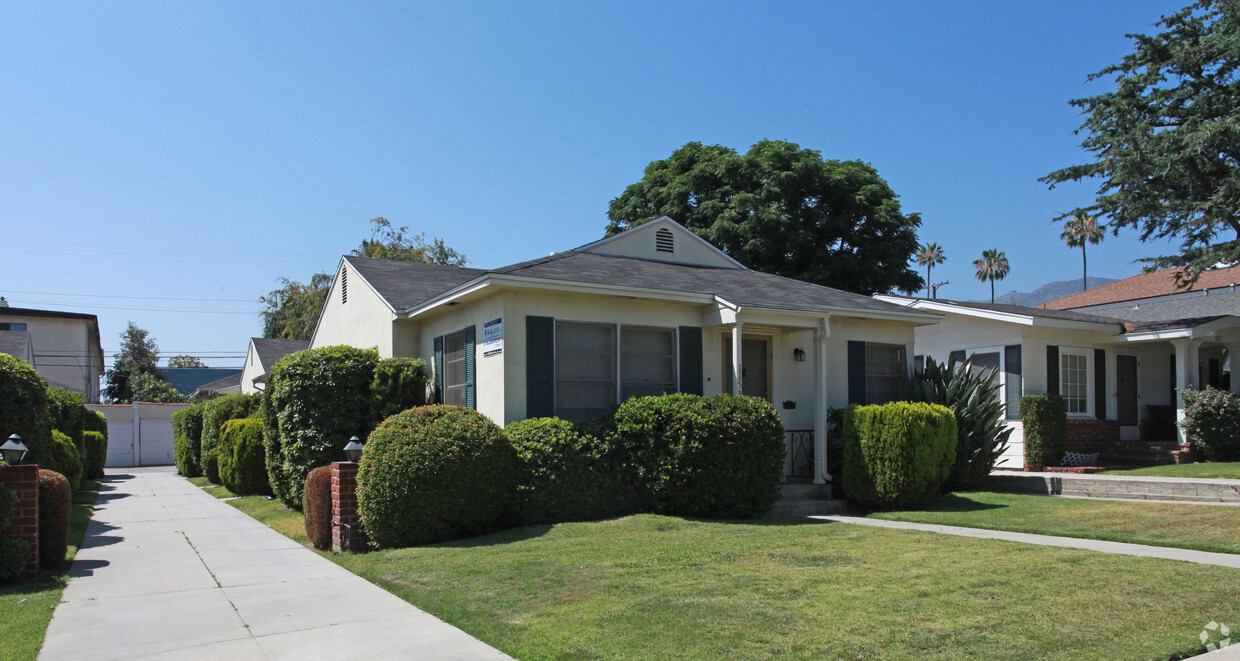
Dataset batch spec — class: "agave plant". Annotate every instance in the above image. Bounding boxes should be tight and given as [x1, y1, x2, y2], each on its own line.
[914, 356, 1013, 491]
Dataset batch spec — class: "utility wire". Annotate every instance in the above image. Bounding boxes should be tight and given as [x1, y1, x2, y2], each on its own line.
[2, 289, 256, 303]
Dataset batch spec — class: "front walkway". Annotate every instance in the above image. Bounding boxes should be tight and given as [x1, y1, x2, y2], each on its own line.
[40, 467, 510, 661]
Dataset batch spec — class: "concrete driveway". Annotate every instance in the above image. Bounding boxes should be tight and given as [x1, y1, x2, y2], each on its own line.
[40, 467, 511, 661]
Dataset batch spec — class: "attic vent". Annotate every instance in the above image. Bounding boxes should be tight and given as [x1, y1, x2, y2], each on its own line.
[341, 265, 348, 304]
[655, 228, 674, 253]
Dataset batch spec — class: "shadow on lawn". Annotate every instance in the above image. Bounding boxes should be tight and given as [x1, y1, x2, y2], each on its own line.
[885, 493, 1008, 514]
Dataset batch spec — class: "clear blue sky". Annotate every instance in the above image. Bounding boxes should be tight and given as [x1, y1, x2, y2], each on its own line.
[1, 1, 1185, 367]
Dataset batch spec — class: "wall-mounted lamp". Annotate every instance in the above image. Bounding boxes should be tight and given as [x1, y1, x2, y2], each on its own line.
[343, 436, 364, 462]
[793, 348, 806, 362]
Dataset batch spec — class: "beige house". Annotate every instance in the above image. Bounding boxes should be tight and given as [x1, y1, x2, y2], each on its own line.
[240, 338, 310, 394]
[311, 217, 940, 484]
[0, 304, 104, 403]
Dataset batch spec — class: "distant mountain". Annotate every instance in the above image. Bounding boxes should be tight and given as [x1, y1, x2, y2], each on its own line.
[989, 276, 1119, 308]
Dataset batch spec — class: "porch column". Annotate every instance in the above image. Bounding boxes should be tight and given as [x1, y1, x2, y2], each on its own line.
[732, 322, 744, 396]
[1170, 338, 1201, 444]
[813, 317, 831, 485]
[1227, 343, 1240, 395]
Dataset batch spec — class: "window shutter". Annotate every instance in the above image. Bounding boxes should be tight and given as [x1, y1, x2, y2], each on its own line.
[526, 316, 555, 418]
[433, 335, 444, 405]
[1046, 345, 1059, 395]
[913, 355, 925, 376]
[1004, 344, 1022, 419]
[678, 326, 703, 395]
[847, 341, 867, 405]
[949, 350, 966, 366]
[1094, 348, 1106, 420]
[464, 326, 476, 410]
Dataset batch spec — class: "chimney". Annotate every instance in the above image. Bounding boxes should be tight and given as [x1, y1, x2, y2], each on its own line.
[0, 296, 8, 308]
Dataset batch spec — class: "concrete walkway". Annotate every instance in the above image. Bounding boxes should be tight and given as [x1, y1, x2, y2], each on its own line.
[809, 514, 1240, 569]
[40, 467, 511, 661]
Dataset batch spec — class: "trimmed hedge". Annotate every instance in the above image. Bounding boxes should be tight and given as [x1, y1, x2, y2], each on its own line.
[171, 402, 206, 477]
[358, 406, 516, 549]
[1020, 394, 1067, 469]
[266, 346, 379, 509]
[0, 353, 51, 468]
[262, 387, 289, 508]
[372, 357, 429, 420]
[84, 409, 108, 437]
[217, 418, 269, 495]
[613, 394, 785, 518]
[200, 394, 260, 484]
[48, 430, 83, 493]
[47, 387, 87, 450]
[842, 402, 957, 509]
[38, 469, 71, 570]
[83, 431, 107, 480]
[303, 466, 333, 550]
[1178, 386, 1240, 461]
[505, 417, 629, 525]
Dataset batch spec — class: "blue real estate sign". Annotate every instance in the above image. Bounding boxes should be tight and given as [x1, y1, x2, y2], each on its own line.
[483, 318, 503, 357]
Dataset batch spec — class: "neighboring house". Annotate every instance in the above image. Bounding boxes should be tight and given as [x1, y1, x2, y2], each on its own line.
[1044, 264, 1240, 311]
[240, 338, 310, 394]
[158, 367, 244, 398]
[877, 295, 1240, 466]
[0, 303, 104, 403]
[190, 372, 243, 399]
[311, 217, 942, 484]
[0, 330, 35, 366]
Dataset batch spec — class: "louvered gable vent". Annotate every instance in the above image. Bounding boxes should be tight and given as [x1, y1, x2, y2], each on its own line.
[655, 228, 674, 253]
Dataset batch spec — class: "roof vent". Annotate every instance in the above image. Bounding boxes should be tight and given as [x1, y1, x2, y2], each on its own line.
[655, 228, 674, 253]
[341, 266, 348, 304]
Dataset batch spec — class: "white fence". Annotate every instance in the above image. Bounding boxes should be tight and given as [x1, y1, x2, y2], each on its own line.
[87, 402, 190, 468]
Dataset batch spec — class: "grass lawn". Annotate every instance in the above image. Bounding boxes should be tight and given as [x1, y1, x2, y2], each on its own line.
[0, 478, 101, 661]
[869, 491, 1240, 555]
[186, 476, 236, 499]
[219, 492, 1238, 660]
[1101, 462, 1240, 479]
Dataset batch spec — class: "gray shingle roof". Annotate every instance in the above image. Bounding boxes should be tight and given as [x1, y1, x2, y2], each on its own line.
[344, 257, 487, 310]
[1124, 317, 1227, 333]
[1089, 290, 1240, 324]
[194, 372, 243, 392]
[923, 299, 1126, 326]
[0, 331, 31, 359]
[252, 338, 311, 370]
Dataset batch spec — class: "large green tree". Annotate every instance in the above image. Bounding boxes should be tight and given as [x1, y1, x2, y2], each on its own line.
[1041, 0, 1240, 286]
[166, 355, 206, 368]
[607, 140, 923, 295]
[258, 273, 332, 341]
[103, 322, 163, 403]
[352, 217, 468, 266]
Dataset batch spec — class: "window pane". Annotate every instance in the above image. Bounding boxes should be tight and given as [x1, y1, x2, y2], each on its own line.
[866, 343, 906, 404]
[442, 329, 468, 405]
[621, 327, 676, 402]
[556, 322, 616, 420]
[1061, 353, 1088, 413]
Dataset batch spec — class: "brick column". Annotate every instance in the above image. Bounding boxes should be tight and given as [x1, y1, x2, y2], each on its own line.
[0, 465, 40, 575]
[331, 462, 368, 553]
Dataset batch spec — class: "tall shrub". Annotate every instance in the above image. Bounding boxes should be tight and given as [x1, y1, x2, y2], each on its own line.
[372, 357, 429, 420]
[505, 417, 629, 525]
[47, 388, 87, 450]
[1178, 386, 1240, 461]
[48, 430, 83, 493]
[217, 418, 270, 495]
[302, 466, 333, 551]
[843, 402, 957, 509]
[0, 353, 51, 467]
[262, 387, 289, 507]
[613, 394, 785, 518]
[266, 346, 379, 508]
[1020, 394, 1067, 469]
[915, 357, 1014, 491]
[83, 431, 107, 481]
[171, 402, 206, 477]
[200, 394, 260, 484]
[358, 406, 516, 549]
[38, 469, 71, 570]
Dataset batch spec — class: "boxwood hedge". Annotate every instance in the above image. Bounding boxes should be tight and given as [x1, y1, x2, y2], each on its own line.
[217, 418, 269, 495]
[83, 431, 107, 481]
[171, 402, 206, 477]
[302, 465, 333, 550]
[47, 387, 86, 450]
[48, 430, 82, 494]
[505, 417, 630, 525]
[1020, 394, 1067, 469]
[842, 401, 957, 509]
[38, 469, 71, 570]
[200, 394, 260, 484]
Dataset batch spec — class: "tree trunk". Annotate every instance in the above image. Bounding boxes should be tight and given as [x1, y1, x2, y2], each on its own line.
[990, 278, 995, 304]
[1082, 245, 1088, 292]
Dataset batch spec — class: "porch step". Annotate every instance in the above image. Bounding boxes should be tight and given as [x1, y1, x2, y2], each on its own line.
[779, 483, 833, 500]
[768, 498, 848, 517]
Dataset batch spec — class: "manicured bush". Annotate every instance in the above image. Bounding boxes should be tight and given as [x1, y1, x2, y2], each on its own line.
[0, 353, 51, 467]
[38, 469, 71, 570]
[171, 402, 206, 477]
[200, 394, 260, 484]
[217, 418, 270, 495]
[372, 357, 429, 420]
[83, 431, 107, 480]
[613, 394, 785, 518]
[302, 465, 333, 551]
[84, 409, 108, 437]
[47, 430, 83, 493]
[47, 387, 87, 450]
[1178, 386, 1240, 461]
[505, 417, 629, 525]
[266, 346, 379, 509]
[915, 357, 1014, 491]
[262, 387, 289, 507]
[0, 538, 28, 582]
[1020, 394, 1067, 469]
[358, 406, 516, 549]
[842, 402, 957, 509]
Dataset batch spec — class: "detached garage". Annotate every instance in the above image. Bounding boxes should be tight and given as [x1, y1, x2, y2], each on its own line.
[87, 402, 188, 468]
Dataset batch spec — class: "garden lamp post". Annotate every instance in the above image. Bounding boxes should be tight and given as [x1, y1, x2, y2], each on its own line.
[1, 434, 29, 465]
[343, 436, 363, 462]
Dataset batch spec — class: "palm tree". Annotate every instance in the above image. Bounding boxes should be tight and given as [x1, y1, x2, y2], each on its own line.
[973, 249, 1010, 304]
[913, 242, 946, 298]
[1060, 211, 1105, 292]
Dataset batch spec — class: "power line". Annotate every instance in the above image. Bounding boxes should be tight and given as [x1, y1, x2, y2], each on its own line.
[12, 300, 257, 314]
[2, 289, 256, 303]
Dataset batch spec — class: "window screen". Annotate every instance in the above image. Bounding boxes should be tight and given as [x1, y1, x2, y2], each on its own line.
[621, 326, 676, 400]
[443, 330, 467, 406]
[866, 343, 907, 404]
[1062, 352, 1088, 414]
[555, 322, 616, 420]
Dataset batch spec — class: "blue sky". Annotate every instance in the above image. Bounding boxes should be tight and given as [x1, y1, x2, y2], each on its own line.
[1, 1, 1185, 367]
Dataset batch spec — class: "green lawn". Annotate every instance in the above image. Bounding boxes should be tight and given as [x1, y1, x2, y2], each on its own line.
[0, 479, 101, 661]
[869, 491, 1240, 555]
[219, 492, 1237, 660]
[187, 476, 236, 499]
[1101, 462, 1240, 479]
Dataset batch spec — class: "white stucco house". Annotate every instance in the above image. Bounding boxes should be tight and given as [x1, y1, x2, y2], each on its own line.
[310, 217, 942, 484]
[0, 303, 104, 403]
[240, 337, 310, 394]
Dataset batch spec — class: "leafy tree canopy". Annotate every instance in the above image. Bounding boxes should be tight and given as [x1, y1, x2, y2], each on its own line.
[352, 217, 468, 266]
[606, 140, 923, 295]
[167, 355, 206, 368]
[1041, 0, 1240, 286]
[258, 273, 332, 341]
[129, 371, 187, 404]
[103, 322, 164, 403]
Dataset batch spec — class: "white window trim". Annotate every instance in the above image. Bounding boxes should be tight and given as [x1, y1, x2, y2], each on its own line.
[1059, 346, 1094, 419]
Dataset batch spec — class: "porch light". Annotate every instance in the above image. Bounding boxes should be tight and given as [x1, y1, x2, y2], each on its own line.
[343, 436, 364, 462]
[1, 434, 28, 465]
[793, 348, 807, 362]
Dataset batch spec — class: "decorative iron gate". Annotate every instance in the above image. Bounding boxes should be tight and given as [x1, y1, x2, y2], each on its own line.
[785, 430, 814, 479]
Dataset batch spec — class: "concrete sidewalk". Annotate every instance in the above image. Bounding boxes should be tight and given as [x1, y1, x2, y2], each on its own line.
[40, 467, 511, 661]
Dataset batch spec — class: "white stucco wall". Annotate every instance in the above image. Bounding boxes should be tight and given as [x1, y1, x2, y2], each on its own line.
[88, 402, 189, 467]
[311, 261, 395, 355]
[414, 293, 507, 424]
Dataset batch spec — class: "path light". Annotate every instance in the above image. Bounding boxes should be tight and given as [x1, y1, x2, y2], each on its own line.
[1, 434, 28, 465]
[343, 436, 364, 462]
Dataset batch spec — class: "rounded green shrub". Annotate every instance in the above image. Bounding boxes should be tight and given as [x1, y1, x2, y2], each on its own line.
[1020, 394, 1067, 469]
[505, 417, 629, 525]
[843, 401, 958, 509]
[48, 430, 83, 494]
[302, 465, 333, 550]
[217, 418, 270, 495]
[174, 434, 195, 477]
[358, 405, 516, 549]
[171, 402, 206, 477]
[200, 394, 260, 484]
[84, 409, 108, 436]
[38, 469, 71, 570]
[47, 388, 87, 450]
[1178, 386, 1240, 461]
[372, 357, 429, 420]
[83, 431, 107, 480]
[0, 353, 51, 468]
[613, 394, 786, 518]
[0, 538, 29, 582]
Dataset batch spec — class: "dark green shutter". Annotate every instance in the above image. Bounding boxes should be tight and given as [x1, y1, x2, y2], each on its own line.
[1094, 348, 1106, 419]
[464, 326, 476, 410]
[526, 316, 555, 418]
[1047, 345, 1060, 395]
[678, 326, 703, 395]
[433, 335, 444, 405]
[949, 350, 966, 366]
[847, 341, 867, 404]
[1004, 344, 1022, 419]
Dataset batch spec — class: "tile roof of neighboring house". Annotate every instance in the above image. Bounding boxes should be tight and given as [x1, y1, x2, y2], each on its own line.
[1044, 265, 1240, 310]
[251, 338, 310, 370]
[918, 299, 1126, 325]
[1091, 290, 1240, 324]
[158, 368, 244, 397]
[0, 330, 32, 360]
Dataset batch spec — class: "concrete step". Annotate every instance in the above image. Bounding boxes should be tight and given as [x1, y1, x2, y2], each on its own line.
[779, 483, 833, 500]
[768, 498, 847, 517]
[989, 471, 1240, 503]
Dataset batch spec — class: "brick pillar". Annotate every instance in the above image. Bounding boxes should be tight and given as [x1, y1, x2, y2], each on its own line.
[331, 462, 367, 553]
[0, 465, 40, 575]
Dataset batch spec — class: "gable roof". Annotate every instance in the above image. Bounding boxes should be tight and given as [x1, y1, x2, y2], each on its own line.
[876, 296, 1124, 329]
[344, 257, 487, 311]
[251, 338, 310, 371]
[573, 216, 747, 269]
[1044, 265, 1240, 310]
[193, 372, 243, 392]
[0, 331, 33, 362]
[158, 368, 244, 396]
